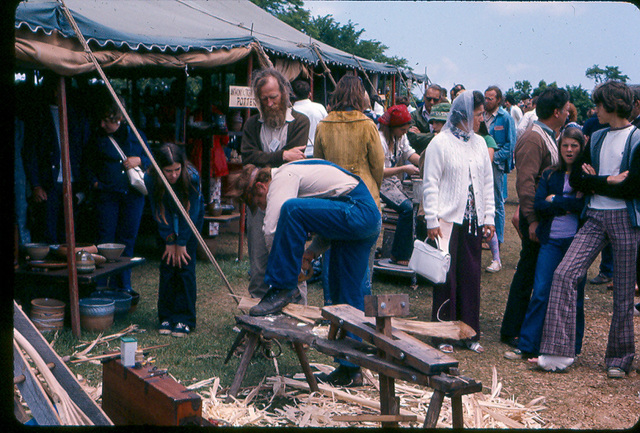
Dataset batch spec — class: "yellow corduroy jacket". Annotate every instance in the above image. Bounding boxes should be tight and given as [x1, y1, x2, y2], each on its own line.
[313, 110, 385, 209]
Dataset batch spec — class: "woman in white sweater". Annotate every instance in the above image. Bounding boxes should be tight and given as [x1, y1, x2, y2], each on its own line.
[422, 90, 496, 353]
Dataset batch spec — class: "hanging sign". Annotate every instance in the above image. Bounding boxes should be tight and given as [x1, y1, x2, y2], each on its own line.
[229, 86, 257, 108]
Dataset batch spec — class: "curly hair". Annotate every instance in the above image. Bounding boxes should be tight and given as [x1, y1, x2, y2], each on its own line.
[225, 164, 272, 212]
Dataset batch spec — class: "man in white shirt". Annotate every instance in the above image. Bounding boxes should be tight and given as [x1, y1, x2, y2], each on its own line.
[517, 96, 539, 139]
[227, 159, 381, 386]
[292, 80, 328, 157]
[505, 94, 523, 125]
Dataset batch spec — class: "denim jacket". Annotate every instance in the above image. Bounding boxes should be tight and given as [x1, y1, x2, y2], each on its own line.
[489, 107, 517, 173]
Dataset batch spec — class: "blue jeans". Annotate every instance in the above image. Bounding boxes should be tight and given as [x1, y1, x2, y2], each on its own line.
[492, 164, 505, 244]
[379, 197, 414, 262]
[599, 243, 614, 278]
[518, 237, 585, 355]
[96, 190, 145, 291]
[265, 182, 380, 312]
[157, 213, 203, 328]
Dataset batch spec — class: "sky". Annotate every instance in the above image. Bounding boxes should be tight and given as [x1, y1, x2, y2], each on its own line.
[304, 1, 640, 96]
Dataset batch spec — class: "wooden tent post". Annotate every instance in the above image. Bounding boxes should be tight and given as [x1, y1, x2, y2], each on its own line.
[57, 76, 81, 337]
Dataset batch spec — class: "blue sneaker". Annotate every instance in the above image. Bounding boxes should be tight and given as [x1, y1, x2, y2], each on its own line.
[172, 322, 190, 337]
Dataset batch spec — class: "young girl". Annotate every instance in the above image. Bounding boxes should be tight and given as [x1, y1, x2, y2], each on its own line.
[378, 104, 420, 265]
[505, 127, 586, 361]
[145, 143, 204, 337]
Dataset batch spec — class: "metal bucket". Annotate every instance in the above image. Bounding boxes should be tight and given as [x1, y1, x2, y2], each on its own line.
[30, 298, 65, 332]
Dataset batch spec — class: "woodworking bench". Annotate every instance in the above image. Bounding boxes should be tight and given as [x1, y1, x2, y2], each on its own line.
[225, 294, 482, 428]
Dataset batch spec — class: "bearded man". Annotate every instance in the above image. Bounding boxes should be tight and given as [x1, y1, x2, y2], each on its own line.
[240, 68, 310, 300]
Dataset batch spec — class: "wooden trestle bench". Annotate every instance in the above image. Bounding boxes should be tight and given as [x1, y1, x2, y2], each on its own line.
[226, 294, 482, 428]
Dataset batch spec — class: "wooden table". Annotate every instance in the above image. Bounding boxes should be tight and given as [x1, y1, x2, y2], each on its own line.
[203, 204, 245, 261]
[14, 257, 147, 322]
[15, 257, 146, 284]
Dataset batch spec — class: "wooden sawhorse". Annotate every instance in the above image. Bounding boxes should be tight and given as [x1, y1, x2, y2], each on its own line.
[225, 297, 481, 427]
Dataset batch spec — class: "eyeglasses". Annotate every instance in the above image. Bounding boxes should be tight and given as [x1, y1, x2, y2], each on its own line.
[425, 97, 440, 103]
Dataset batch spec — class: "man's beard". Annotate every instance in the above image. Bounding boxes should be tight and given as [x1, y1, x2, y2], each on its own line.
[262, 101, 286, 129]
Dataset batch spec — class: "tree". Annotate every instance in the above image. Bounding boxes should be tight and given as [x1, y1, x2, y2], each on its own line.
[585, 64, 629, 84]
[251, 0, 408, 68]
[565, 84, 592, 124]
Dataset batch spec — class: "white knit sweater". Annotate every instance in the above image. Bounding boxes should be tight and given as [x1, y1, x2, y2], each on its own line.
[422, 129, 496, 229]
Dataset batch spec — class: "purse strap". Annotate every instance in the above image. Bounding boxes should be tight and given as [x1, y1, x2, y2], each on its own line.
[107, 136, 127, 161]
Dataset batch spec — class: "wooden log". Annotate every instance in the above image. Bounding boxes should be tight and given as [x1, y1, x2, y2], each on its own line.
[391, 318, 476, 340]
[237, 297, 323, 322]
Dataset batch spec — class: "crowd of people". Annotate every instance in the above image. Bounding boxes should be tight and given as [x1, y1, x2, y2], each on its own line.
[230, 70, 640, 384]
[14, 69, 640, 384]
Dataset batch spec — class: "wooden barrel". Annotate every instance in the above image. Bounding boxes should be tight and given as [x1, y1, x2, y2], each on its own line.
[30, 298, 65, 332]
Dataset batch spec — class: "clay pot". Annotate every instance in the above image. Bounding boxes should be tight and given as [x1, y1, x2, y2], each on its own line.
[79, 298, 115, 332]
[24, 243, 50, 261]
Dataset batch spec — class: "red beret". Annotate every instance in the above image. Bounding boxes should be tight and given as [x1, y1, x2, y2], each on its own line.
[379, 104, 412, 126]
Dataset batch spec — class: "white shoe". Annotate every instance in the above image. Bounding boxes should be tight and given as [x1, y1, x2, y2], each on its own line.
[486, 260, 502, 273]
[537, 354, 574, 371]
[634, 303, 640, 317]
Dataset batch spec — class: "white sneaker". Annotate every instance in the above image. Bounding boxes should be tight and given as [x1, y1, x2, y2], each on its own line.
[634, 303, 640, 317]
[537, 354, 574, 371]
[486, 260, 502, 273]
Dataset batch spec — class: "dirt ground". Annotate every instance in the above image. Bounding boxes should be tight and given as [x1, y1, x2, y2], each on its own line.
[447, 177, 640, 430]
[209, 172, 640, 429]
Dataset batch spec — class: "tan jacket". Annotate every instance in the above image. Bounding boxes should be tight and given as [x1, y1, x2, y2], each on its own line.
[314, 111, 385, 208]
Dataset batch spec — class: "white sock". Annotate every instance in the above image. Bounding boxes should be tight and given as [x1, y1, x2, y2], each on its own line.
[537, 354, 574, 371]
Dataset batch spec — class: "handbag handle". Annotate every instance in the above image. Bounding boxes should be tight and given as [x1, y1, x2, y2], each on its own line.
[107, 136, 128, 161]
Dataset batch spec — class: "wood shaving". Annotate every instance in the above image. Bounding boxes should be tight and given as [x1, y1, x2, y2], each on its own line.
[197, 364, 553, 428]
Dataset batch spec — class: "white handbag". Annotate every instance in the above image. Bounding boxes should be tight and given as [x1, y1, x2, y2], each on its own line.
[408, 238, 451, 284]
[108, 136, 148, 196]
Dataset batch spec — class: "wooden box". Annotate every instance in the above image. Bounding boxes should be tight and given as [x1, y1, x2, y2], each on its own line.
[102, 359, 203, 425]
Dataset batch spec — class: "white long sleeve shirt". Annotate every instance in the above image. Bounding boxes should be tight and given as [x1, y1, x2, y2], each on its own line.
[422, 129, 495, 229]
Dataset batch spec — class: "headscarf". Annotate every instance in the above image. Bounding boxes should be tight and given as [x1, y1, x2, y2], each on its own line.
[443, 90, 476, 142]
[378, 104, 412, 126]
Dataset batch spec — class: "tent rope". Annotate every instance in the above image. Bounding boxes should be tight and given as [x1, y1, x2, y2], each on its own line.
[57, 0, 240, 305]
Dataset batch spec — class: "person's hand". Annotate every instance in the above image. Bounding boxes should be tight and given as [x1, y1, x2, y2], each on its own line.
[32, 186, 47, 202]
[545, 194, 555, 203]
[123, 156, 141, 170]
[408, 126, 420, 134]
[483, 224, 495, 241]
[607, 171, 628, 185]
[404, 164, 420, 176]
[528, 221, 539, 243]
[512, 207, 523, 240]
[581, 163, 596, 175]
[162, 244, 191, 268]
[298, 249, 316, 282]
[283, 146, 306, 162]
[427, 227, 442, 241]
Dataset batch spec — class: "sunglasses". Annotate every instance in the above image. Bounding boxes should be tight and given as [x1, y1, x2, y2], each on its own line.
[426, 97, 440, 102]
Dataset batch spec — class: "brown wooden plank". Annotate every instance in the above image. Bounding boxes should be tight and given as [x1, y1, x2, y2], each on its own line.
[292, 342, 319, 393]
[13, 302, 113, 425]
[312, 338, 430, 386]
[321, 304, 457, 375]
[364, 294, 410, 317]
[423, 389, 445, 428]
[13, 341, 60, 425]
[235, 315, 316, 345]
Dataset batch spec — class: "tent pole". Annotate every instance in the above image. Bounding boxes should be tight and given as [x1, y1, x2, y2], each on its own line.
[58, 0, 240, 305]
[57, 76, 81, 337]
[310, 44, 336, 88]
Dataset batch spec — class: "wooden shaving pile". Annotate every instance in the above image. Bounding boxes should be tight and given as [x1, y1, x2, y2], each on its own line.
[199, 365, 553, 428]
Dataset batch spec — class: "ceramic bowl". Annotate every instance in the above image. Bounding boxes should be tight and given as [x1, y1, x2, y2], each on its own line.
[92, 254, 107, 267]
[54, 243, 98, 257]
[24, 243, 50, 260]
[97, 243, 126, 261]
[90, 290, 132, 319]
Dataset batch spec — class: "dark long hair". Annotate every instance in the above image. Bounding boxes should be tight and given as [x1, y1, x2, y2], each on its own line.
[152, 143, 195, 224]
